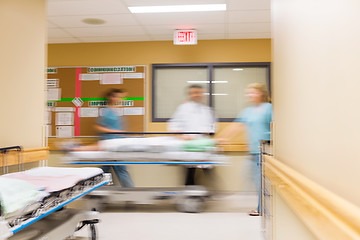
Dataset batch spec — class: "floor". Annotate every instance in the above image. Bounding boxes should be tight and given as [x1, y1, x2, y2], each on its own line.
[72, 193, 264, 240]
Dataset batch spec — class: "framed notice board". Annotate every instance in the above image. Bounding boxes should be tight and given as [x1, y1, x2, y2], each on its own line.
[46, 66, 145, 138]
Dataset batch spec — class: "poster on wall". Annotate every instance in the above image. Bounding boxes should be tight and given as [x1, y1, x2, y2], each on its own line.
[56, 126, 73, 138]
[47, 88, 61, 101]
[55, 112, 73, 125]
[80, 107, 99, 117]
[100, 73, 122, 85]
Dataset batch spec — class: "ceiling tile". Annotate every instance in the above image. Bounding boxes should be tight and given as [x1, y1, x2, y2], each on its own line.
[227, 0, 270, 10]
[64, 26, 146, 37]
[48, 14, 138, 28]
[47, 0, 130, 16]
[48, 37, 81, 44]
[47, 21, 58, 28]
[228, 10, 270, 23]
[228, 23, 270, 33]
[197, 33, 226, 40]
[78, 35, 151, 42]
[228, 32, 271, 39]
[48, 28, 74, 38]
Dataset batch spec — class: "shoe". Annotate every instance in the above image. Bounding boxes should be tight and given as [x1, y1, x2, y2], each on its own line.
[249, 210, 260, 216]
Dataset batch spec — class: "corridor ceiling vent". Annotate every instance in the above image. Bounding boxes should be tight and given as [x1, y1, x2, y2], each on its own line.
[128, 4, 227, 13]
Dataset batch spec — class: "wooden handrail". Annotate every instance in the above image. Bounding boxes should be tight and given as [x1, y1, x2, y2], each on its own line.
[0, 147, 49, 167]
[264, 155, 360, 240]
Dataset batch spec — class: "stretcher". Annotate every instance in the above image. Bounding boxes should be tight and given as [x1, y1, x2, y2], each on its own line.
[0, 146, 111, 240]
[63, 134, 227, 213]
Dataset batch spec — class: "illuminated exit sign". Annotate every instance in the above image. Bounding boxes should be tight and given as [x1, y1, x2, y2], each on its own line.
[174, 30, 197, 45]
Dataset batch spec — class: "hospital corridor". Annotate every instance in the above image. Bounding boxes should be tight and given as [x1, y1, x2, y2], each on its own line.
[1, 0, 360, 239]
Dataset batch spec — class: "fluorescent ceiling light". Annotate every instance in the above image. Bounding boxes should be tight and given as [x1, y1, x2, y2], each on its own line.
[187, 81, 228, 83]
[233, 68, 244, 71]
[128, 4, 226, 13]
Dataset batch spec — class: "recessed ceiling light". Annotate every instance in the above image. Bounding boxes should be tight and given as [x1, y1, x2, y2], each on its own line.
[82, 18, 106, 25]
[128, 4, 226, 13]
[233, 68, 244, 71]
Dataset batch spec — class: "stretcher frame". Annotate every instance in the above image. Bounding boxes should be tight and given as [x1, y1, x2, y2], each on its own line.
[0, 146, 111, 240]
[64, 132, 225, 213]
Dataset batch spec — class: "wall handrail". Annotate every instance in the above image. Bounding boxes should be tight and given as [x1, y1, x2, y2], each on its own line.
[264, 155, 360, 240]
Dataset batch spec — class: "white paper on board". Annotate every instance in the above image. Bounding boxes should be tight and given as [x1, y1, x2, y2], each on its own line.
[56, 126, 73, 138]
[47, 88, 61, 101]
[47, 79, 59, 88]
[55, 112, 73, 125]
[46, 111, 52, 125]
[80, 107, 99, 117]
[80, 74, 102, 81]
[55, 107, 75, 112]
[122, 73, 144, 79]
[123, 107, 144, 115]
[101, 73, 122, 84]
[47, 125, 52, 137]
[99, 108, 123, 117]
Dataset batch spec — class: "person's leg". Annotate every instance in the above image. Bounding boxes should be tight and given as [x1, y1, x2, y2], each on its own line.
[101, 165, 111, 175]
[185, 167, 196, 185]
[112, 165, 134, 187]
[250, 154, 261, 215]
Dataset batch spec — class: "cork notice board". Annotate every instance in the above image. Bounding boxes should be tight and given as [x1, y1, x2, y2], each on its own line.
[46, 66, 145, 138]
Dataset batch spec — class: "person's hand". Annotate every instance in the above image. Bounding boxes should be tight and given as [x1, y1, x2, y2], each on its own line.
[215, 138, 229, 145]
[177, 135, 195, 140]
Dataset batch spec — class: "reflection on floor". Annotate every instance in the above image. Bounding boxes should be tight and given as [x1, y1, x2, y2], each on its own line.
[72, 193, 263, 240]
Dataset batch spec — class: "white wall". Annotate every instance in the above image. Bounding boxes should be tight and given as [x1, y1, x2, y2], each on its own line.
[272, 0, 360, 238]
[0, 0, 47, 148]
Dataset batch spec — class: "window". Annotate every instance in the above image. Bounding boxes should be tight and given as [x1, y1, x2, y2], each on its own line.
[152, 63, 270, 122]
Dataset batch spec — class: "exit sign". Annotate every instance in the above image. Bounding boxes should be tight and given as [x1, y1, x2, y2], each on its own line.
[174, 30, 197, 45]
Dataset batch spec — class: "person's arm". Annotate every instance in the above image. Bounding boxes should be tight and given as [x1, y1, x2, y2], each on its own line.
[215, 122, 244, 143]
[215, 110, 247, 144]
[94, 123, 124, 134]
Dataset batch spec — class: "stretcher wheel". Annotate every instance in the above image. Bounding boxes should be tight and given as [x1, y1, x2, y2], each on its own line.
[177, 196, 205, 213]
[90, 223, 97, 240]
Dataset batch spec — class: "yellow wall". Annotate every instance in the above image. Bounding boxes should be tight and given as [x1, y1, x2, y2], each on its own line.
[48, 39, 271, 135]
[272, 0, 360, 238]
[0, 0, 47, 148]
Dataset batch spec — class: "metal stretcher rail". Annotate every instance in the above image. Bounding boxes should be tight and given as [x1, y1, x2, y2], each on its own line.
[68, 161, 221, 165]
[106, 132, 215, 135]
[10, 178, 110, 234]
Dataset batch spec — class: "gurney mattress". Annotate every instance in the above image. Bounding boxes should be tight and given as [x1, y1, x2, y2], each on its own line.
[0, 167, 104, 227]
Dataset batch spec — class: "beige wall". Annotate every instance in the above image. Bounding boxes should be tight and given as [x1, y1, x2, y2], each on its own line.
[48, 39, 271, 135]
[47, 40, 270, 191]
[272, 0, 360, 238]
[0, 0, 47, 148]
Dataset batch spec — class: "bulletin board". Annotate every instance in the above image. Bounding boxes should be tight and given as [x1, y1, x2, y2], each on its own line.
[46, 66, 145, 138]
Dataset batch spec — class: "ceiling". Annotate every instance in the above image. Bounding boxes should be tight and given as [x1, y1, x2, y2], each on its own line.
[47, 0, 271, 44]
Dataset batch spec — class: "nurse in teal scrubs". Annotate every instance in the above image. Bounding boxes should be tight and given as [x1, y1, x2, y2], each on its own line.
[216, 83, 272, 216]
[95, 88, 134, 187]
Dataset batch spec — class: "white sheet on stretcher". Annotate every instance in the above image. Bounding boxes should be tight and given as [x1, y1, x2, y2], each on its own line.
[98, 136, 185, 152]
[65, 151, 226, 162]
[2, 167, 103, 192]
[0, 177, 47, 216]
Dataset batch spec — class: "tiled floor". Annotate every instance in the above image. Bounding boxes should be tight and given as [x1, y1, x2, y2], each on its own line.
[72, 193, 264, 240]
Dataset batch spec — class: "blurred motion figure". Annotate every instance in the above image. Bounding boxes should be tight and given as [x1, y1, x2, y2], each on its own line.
[168, 85, 216, 185]
[216, 83, 272, 216]
[95, 88, 134, 187]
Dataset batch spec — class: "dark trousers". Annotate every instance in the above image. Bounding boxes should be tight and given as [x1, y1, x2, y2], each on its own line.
[185, 167, 213, 185]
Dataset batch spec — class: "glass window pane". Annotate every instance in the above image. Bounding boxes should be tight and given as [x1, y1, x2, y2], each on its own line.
[213, 67, 268, 119]
[154, 67, 208, 119]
